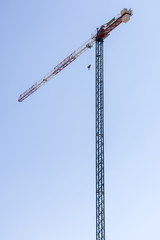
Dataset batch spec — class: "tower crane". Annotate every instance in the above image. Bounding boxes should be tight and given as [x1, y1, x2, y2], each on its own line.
[18, 8, 133, 240]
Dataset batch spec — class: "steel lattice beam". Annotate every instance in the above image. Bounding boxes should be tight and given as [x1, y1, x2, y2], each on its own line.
[95, 38, 105, 240]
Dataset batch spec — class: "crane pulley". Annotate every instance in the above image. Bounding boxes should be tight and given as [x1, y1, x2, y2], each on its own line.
[18, 8, 132, 102]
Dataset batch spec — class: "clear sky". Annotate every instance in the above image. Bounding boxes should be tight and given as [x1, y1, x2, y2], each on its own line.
[0, 0, 160, 240]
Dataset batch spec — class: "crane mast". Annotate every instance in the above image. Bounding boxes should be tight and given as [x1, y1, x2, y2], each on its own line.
[95, 37, 105, 240]
[18, 8, 133, 240]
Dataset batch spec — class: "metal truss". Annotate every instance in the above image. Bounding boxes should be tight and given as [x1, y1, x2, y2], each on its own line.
[95, 38, 105, 240]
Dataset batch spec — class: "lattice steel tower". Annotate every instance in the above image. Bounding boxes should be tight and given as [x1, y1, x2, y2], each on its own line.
[95, 37, 105, 240]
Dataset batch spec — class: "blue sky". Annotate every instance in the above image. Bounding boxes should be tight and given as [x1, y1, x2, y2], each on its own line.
[0, 0, 160, 240]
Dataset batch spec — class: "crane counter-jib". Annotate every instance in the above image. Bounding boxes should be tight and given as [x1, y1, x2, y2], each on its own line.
[96, 8, 132, 39]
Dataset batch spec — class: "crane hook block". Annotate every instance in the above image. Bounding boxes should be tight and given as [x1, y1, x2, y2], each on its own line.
[86, 43, 93, 48]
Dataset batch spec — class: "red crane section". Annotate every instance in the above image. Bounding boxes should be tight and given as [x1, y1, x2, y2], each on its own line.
[96, 8, 132, 39]
[18, 8, 132, 102]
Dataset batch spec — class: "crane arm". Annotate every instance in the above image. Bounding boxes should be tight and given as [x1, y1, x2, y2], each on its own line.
[18, 38, 95, 102]
[18, 8, 132, 102]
